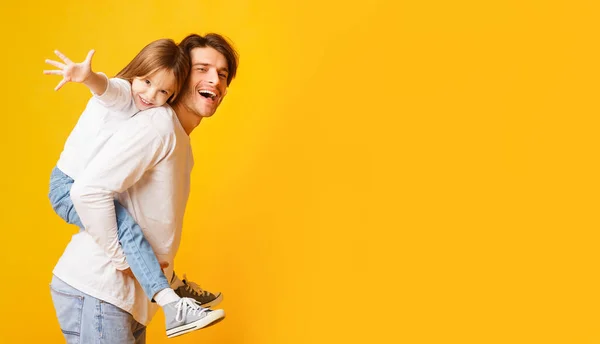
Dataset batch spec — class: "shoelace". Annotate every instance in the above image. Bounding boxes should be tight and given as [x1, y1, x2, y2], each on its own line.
[183, 274, 210, 297]
[174, 298, 209, 322]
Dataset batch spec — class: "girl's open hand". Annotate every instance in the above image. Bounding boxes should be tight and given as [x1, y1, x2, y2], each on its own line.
[44, 49, 95, 91]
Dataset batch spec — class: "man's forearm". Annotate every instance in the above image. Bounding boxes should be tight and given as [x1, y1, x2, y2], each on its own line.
[70, 181, 129, 270]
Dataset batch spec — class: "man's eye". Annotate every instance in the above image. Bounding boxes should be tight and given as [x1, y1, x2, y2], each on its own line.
[198, 67, 206, 72]
[161, 90, 168, 95]
[219, 74, 227, 78]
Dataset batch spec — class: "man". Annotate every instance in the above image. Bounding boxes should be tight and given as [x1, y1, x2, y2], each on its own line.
[49, 33, 239, 343]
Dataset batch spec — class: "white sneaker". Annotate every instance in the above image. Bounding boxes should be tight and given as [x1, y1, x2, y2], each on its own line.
[164, 298, 225, 338]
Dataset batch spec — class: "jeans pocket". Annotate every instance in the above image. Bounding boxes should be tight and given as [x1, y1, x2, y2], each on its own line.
[50, 284, 84, 344]
[99, 300, 131, 317]
[98, 301, 136, 343]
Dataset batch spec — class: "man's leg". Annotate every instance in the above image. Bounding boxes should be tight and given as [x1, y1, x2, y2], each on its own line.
[50, 275, 140, 344]
[49, 275, 84, 344]
[97, 298, 146, 344]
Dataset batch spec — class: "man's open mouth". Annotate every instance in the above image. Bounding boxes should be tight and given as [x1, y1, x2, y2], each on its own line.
[198, 89, 217, 100]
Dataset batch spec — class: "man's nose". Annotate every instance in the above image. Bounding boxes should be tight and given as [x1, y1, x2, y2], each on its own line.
[206, 70, 219, 85]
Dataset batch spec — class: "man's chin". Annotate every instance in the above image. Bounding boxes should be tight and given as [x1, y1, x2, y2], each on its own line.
[199, 111, 216, 118]
[195, 104, 217, 118]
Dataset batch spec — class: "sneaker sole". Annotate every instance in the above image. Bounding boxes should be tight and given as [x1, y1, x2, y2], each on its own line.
[166, 309, 225, 338]
[201, 293, 223, 308]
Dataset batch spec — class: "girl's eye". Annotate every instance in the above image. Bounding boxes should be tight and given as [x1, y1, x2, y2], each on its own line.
[145, 80, 151, 85]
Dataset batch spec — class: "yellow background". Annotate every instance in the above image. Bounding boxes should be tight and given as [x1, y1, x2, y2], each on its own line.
[1, 0, 600, 343]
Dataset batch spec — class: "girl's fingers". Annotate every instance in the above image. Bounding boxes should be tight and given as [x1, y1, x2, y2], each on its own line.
[43, 70, 63, 75]
[54, 78, 67, 91]
[45, 59, 65, 69]
[54, 50, 73, 64]
[85, 49, 95, 63]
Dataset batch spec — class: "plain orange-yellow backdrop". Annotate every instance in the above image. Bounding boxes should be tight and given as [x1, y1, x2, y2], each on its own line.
[3, 0, 600, 343]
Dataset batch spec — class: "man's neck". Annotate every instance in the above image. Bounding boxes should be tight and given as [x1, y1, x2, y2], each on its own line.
[172, 102, 202, 135]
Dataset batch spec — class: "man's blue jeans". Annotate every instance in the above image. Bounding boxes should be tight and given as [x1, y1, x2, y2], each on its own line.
[48, 166, 170, 300]
[50, 275, 147, 344]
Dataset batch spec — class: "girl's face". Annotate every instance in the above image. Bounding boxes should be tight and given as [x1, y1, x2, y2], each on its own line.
[131, 68, 176, 111]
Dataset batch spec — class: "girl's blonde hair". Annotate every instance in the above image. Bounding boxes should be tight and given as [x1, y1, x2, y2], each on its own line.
[115, 39, 190, 103]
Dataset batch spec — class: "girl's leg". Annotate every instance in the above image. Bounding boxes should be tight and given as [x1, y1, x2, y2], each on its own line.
[113, 200, 171, 298]
[49, 166, 170, 300]
[49, 167, 84, 229]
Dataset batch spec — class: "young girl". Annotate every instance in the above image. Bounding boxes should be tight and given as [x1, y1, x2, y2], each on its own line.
[44, 39, 224, 338]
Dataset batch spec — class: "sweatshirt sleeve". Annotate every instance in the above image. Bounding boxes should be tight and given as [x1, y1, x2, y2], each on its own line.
[92, 74, 138, 116]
